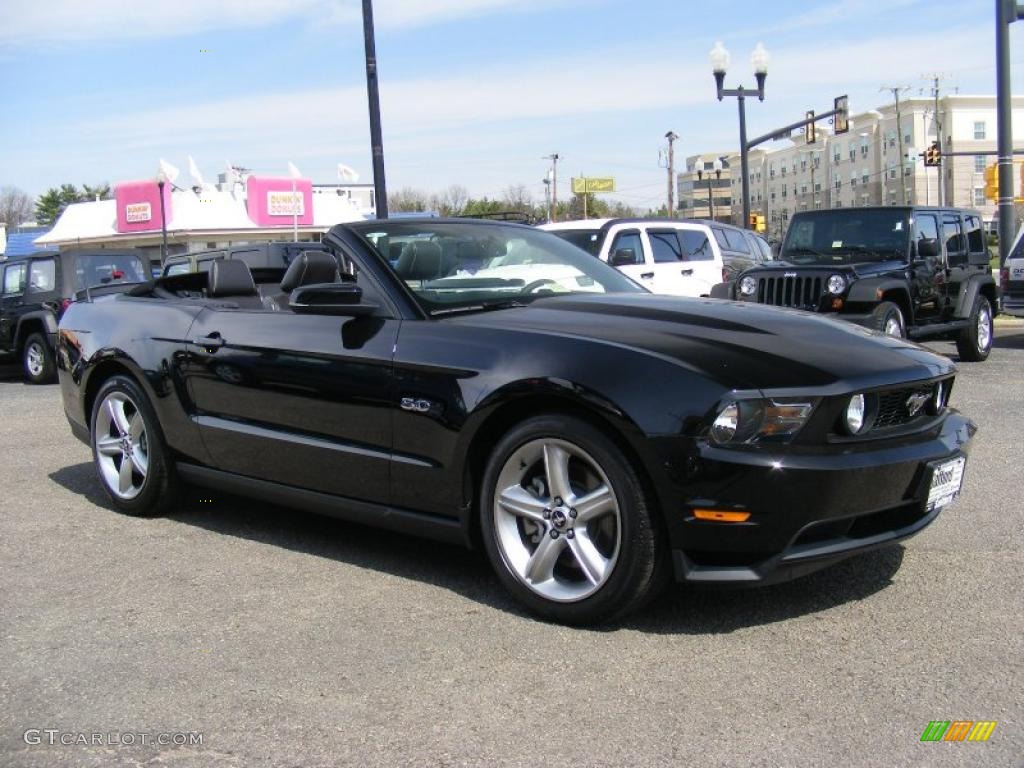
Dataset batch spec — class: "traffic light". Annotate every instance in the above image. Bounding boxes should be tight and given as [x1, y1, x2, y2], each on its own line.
[805, 110, 816, 144]
[755, 214, 766, 233]
[749, 213, 758, 229]
[984, 164, 999, 201]
[833, 95, 849, 135]
[924, 142, 941, 167]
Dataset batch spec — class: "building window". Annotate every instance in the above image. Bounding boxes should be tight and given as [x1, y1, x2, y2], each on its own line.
[974, 121, 987, 140]
[974, 155, 987, 173]
[973, 187, 986, 206]
[835, 178, 842, 190]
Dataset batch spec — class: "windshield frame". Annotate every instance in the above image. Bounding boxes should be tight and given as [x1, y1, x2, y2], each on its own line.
[780, 209, 912, 266]
[345, 219, 645, 317]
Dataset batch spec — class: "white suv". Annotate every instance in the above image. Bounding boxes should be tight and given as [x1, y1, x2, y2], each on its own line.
[1002, 224, 1024, 317]
[540, 218, 725, 297]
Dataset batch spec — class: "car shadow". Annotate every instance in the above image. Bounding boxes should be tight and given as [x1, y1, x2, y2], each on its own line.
[50, 461, 905, 635]
[994, 329, 1024, 349]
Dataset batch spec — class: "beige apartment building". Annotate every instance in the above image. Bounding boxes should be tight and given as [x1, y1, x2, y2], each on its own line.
[679, 95, 1024, 241]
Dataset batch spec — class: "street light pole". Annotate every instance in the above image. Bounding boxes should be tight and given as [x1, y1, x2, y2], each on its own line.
[697, 158, 723, 221]
[361, 0, 388, 219]
[711, 41, 769, 229]
[156, 174, 168, 263]
[996, 0, 1022, 264]
[665, 131, 679, 217]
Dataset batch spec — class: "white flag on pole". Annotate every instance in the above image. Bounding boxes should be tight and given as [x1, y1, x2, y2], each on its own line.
[188, 155, 204, 187]
[337, 163, 359, 183]
[287, 161, 302, 179]
[158, 158, 180, 184]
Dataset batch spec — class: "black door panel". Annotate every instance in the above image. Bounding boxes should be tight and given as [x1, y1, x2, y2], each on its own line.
[184, 308, 398, 503]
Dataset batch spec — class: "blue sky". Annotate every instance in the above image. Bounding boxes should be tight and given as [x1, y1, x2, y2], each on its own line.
[1, 0, 1021, 210]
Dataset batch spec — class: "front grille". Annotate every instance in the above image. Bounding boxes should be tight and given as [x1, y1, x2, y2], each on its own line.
[755, 275, 823, 310]
[872, 384, 935, 431]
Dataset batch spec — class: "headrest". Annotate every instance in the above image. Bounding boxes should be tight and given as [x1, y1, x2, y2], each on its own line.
[280, 251, 340, 294]
[397, 241, 443, 281]
[208, 259, 257, 297]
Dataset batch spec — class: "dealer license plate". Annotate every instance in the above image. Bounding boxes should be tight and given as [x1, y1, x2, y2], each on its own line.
[926, 456, 966, 512]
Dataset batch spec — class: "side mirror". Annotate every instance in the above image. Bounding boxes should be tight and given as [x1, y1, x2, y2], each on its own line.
[609, 248, 637, 267]
[917, 238, 940, 258]
[291, 282, 377, 316]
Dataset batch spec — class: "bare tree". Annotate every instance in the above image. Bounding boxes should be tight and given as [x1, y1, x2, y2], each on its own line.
[501, 184, 534, 212]
[0, 186, 34, 228]
[388, 187, 430, 212]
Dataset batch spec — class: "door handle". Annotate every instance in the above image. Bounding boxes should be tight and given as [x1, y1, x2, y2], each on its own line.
[680, 268, 694, 276]
[640, 272, 654, 279]
[192, 333, 225, 350]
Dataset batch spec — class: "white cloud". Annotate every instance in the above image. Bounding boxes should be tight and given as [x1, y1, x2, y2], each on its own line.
[0, 0, 584, 45]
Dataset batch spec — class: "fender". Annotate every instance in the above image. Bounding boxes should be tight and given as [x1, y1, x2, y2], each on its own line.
[845, 278, 911, 307]
[14, 310, 59, 347]
[953, 273, 998, 318]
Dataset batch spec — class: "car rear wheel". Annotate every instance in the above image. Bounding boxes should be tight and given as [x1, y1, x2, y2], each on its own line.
[956, 295, 993, 362]
[90, 375, 178, 516]
[23, 332, 56, 384]
[480, 414, 666, 625]
[870, 302, 905, 339]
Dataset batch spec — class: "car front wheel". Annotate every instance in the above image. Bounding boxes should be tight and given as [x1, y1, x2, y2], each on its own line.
[23, 332, 56, 384]
[480, 414, 666, 625]
[870, 302, 905, 339]
[956, 295, 993, 362]
[90, 375, 178, 516]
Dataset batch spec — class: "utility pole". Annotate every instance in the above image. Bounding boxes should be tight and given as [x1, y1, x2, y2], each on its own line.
[924, 73, 949, 206]
[544, 153, 560, 221]
[361, 0, 388, 218]
[665, 131, 679, 217]
[882, 86, 909, 204]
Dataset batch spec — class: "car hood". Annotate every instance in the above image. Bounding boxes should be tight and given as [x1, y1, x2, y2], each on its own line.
[766, 259, 907, 279]
[449, 293, 953, 392]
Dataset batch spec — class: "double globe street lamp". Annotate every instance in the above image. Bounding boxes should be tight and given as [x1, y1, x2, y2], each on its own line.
[710, 41, 769, 229]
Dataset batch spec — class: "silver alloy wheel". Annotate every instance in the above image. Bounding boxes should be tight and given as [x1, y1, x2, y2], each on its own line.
[25, 342, 45, 377]
[492, 438, 621, 602]
[94, 392, 149, 500]
[977, 302, 992, 351]
[884, 308, 904, 338]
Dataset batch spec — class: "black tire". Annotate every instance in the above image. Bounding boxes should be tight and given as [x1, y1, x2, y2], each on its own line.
[956, 295, 993, 362]
[480, 414, 667, 625]
[22, 332, 56, 384]
[89, 375, 179, 516]
[869, 301, 905, 339]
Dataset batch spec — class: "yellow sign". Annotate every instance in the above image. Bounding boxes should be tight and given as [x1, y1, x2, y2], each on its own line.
[571, 177, 616, 194]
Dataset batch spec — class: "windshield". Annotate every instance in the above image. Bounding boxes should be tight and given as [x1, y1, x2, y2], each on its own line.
[781, 210, 910, 265]
[351, 221, 643, 315]
[548, 229, 603, 256]
[74, 253, 148, 292]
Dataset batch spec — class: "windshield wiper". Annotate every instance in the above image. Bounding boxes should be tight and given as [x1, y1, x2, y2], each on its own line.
[430, 299, 532, 317]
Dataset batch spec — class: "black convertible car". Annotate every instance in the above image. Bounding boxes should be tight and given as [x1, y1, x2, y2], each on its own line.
[57, 219, 975, 624]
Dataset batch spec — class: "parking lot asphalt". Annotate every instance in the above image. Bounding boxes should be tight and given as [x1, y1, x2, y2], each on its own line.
[1, 330, 1022, 768]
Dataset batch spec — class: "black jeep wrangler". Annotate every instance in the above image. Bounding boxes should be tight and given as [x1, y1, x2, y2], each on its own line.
[728, 207, 998, 361]
[0, 249, 149, 383]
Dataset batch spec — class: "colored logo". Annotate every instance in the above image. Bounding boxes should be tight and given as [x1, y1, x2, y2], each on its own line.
[920, 721, 996, 742]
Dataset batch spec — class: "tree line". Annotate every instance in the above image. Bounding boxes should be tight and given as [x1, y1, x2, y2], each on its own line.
[0, 183, 112, 230]
[387, 183, 656, 221]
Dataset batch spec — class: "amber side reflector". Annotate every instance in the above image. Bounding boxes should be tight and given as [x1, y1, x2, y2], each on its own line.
[831, 298, 843, 310]
[693, 509, 750, 523]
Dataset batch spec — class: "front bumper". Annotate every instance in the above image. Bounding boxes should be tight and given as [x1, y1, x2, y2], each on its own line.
[654, 410, 975, 585]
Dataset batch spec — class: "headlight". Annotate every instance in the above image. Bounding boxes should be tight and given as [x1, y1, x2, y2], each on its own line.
[827, 274, 846, 295]
[739, 276, 757, 296]
[845, 394, 867, 434]
[930, 380, 949, 414]
[709, 397, 816, 445]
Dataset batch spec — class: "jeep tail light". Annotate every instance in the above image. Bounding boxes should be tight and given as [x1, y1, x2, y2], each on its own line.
[722, 267, 729, 283]
[60, 298, 72, 314]
[1002, 268, 1009, 291]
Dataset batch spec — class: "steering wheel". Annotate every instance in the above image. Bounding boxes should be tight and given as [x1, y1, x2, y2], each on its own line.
[521, 279, 561, 295]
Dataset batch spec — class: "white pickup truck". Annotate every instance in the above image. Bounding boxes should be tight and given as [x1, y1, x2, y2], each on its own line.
[1002, 226, 1024, 317]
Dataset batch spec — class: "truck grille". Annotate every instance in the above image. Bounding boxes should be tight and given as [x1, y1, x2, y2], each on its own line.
[755, 275, 823, 310]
